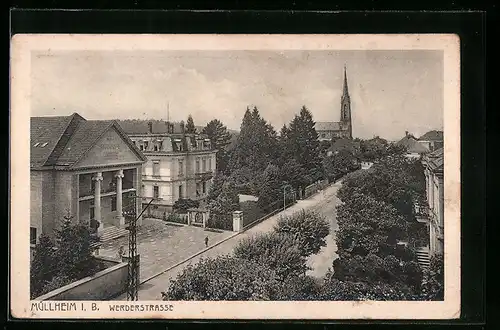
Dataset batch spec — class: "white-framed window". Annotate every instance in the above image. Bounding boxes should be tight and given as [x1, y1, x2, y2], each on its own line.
[152, 160, 160, 176]
[178, 159, 184, 176]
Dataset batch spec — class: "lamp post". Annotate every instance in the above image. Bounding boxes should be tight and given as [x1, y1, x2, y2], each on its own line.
[123, 194, 162, 301]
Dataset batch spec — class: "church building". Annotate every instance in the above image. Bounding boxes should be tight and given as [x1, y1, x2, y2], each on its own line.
[316, 66, 353, 141]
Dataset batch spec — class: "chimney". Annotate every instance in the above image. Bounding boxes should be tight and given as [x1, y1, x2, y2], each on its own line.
[405, 131, 409, 137]
[148, 121, 153, 134]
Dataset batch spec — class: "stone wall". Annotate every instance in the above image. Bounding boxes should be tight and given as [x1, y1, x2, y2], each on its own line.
[34, 256, 128, 301]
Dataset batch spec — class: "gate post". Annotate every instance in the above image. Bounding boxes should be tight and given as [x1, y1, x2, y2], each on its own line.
[232, 211, 243, 232]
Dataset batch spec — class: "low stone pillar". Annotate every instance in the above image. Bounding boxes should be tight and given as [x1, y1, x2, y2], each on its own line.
[186, 212, 192, 226]
[232, 211, 243, 232]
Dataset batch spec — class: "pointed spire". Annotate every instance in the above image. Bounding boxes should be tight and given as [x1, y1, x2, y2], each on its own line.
[342, 64, 349, 97]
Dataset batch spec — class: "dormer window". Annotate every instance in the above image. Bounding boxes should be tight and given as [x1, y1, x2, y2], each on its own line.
[41, 142, 48, 147]
[33, 142, 40, 147]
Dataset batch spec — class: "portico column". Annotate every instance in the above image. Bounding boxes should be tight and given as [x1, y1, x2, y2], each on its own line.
[115, 169, 125, 227]
[92, 172, 103, 233]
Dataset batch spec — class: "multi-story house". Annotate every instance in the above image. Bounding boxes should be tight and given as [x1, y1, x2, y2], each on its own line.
[30, 113, 146, 247]
[418, 130, 444, 153]
[116, 120, 217, 215]
[421, 147, 444, 257]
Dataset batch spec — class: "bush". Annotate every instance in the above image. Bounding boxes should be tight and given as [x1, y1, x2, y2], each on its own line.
[173, 199, 199, 213]
[41, 275, 74, 296]
[30, 234, 57, 298]
[421, 254, 444, 300]
[277, 275, 322, 300]
[206, 213, 233, 231]
[234, 232, 309, 280]
[163, 256, 282, 300]
[166, 213, 187, 224]
[274, 210, 330, 257]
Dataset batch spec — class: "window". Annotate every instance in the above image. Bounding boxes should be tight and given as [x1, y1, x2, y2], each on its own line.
[202, 181, 206, 194]
[144, 141, 149, 150]
[321, 133, 326, 138]
[30, 227, 37, 245]
[139, 145, 144, 151]
[178, 185, 183, 199]
[196, 183, 201, 196]
[111, 197, 117, 211]
[178, 160, 184, 176]
[158, 140, 163, 150]
[153, 186, 159, 199]
[40, 142, 48, 147]
[141, 184, 145, 195]
[154, 144, 158, 151]
[152, 160, 160, 176]
[90, 206, 95, 220]
[33, 142, 40, 147]
[208, 158, 212, 171]
[196, 158, 200, 172]
[202, 158, 206, 172]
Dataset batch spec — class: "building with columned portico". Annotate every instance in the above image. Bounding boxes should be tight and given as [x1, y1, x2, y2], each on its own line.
[30, 113, 147, 246]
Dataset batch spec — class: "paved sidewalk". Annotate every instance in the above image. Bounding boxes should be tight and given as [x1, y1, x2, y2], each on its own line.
[99, 218, 233, 281]
[115, 182, 343, 301]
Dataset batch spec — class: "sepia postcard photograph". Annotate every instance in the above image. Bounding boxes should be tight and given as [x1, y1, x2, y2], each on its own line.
[10, 34, 460, 319]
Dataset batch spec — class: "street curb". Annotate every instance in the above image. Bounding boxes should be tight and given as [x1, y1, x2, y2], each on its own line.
[140, 231, 241, 284]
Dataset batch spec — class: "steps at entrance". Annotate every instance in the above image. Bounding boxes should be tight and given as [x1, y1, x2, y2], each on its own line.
[415, 247, 431, 270]
[99, 226, 128, 243]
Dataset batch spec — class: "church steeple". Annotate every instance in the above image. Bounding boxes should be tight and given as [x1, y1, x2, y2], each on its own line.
[342, 65, 349, 99]
[340, 65, 353, 139]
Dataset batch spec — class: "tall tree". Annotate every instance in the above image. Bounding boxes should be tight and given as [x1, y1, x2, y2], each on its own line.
[185, 115, 197, 134]
[285, 106, 323, 184]
[229, 107, 279, 174]
[201, 119, 232, 173]
[257, 164, 282, 212]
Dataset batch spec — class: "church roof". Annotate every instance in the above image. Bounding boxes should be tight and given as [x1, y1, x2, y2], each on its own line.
[419, 130, 443, 141]
[316, 121, 341, 131]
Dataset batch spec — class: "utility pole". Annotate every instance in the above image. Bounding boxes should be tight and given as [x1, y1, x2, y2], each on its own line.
[124, 194, 161, 301]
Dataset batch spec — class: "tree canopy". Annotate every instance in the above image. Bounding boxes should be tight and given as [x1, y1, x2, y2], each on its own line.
[185, 115, 197, 134]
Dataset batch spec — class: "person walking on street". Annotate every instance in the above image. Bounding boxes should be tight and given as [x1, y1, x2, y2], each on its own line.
[204, 236, 209, 247]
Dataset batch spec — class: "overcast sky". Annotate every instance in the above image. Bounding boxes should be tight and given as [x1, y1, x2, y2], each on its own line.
[31, 50, 443, 140]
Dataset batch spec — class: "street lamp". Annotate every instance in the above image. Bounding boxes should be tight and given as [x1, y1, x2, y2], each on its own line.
[123, 194, 162, 301]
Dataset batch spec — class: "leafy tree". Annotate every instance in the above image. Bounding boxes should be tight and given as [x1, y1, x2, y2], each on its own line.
[257, 164, 282, 212]
[163, 256, 282, 300]
[421, 254, 444, 300]
[207, 180, 239, 215]
[274, 210, 330, 257]
[319, 273, 415, 301]
[277, 275, 322, 300]
[228, 107, 279, 174]
[173, 198, 200, 213]
[55, 215, 101, 280]
[234, 232, 309, 280]
[280, 158, 306, 191]
[30, 234, 56, 298]
[283, 106, 323, 184]
[335, 193, 407, 257]
[207, 172, 227, 201]
[201, 119, 232, 173]
[185, 114, 197, 134]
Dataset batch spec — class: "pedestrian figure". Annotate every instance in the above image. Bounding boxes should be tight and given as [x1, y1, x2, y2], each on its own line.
[204, 236, 209, 247]
[117, 245, 125, 259]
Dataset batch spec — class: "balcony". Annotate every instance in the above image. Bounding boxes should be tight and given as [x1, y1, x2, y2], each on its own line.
[194, 171, 213, 181]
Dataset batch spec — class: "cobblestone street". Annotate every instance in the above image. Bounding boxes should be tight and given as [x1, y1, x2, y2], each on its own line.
[98, 218, 234, 281]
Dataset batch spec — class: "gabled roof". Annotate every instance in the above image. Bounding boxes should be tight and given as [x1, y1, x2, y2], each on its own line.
[316, 121, 341, 131]
[31, 113, 146, 170]
[396, 134, 429, 154]
[423, 147, 444, 173]
[419, 130, 444, 141]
